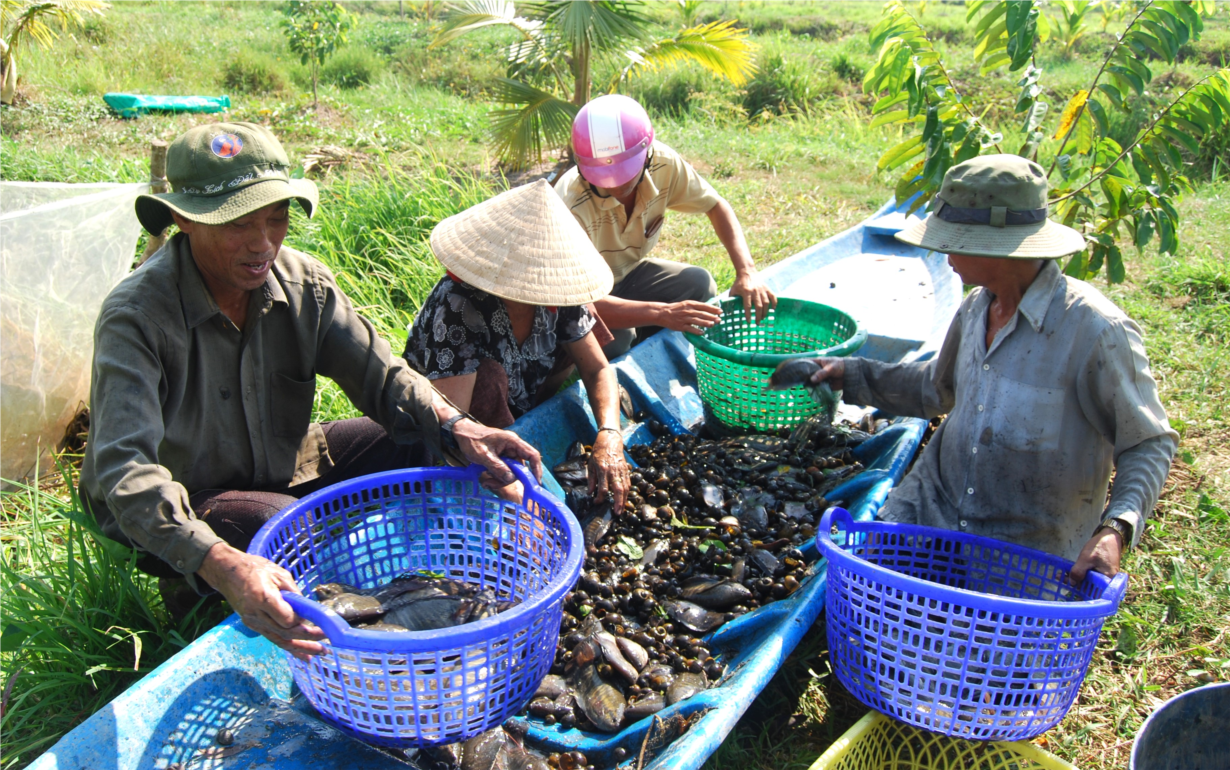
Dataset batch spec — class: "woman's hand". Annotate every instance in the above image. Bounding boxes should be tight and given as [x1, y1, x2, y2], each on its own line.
[452, 418, 543, 490]
[589, 429, 630, 512]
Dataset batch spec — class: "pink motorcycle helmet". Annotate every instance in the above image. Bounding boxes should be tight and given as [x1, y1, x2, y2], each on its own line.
[572, 94, 655, 189]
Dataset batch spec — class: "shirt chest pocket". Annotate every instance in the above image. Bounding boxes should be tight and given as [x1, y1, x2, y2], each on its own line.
[270, 372, 316, 438]
[990, 376, 1065, 453]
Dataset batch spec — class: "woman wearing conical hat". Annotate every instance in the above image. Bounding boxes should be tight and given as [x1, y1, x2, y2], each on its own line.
[404, 179, 630, 510]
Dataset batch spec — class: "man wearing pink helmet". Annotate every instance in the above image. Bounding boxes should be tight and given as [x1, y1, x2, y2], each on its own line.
[555, 94, 776, 359]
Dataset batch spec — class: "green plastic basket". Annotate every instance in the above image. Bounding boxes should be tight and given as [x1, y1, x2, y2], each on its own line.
[684, 297, 866, 434]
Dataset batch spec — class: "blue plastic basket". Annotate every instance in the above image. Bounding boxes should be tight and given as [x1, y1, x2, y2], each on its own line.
[248, 463, 583, 748]
[817, 507, 1128, 742]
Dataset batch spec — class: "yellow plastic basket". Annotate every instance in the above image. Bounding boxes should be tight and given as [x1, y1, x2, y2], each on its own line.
[809, 712, 1077, 770]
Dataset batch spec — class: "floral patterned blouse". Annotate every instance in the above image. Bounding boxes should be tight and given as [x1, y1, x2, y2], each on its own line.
[403, 275, 597, 417]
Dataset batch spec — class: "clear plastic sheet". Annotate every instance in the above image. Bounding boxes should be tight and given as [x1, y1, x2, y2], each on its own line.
[1, 182, 146, 482]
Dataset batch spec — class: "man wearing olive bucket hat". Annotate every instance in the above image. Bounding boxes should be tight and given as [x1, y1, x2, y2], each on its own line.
[799, 154, 1177, 582]
[80, 122, 542, 656]
[403, 180, 631, 511]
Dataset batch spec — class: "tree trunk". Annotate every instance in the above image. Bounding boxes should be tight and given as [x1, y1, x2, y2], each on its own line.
[311, 60, 318, 109]
[571, 40, 591, 106]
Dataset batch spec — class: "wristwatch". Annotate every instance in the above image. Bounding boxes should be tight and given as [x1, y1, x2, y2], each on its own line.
[1097, 517, 1133, 550]
[440, 413, 470, 451]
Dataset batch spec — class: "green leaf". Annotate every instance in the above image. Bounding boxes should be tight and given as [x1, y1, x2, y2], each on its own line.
[1064, 249, 1088, 278]
[487, 78, 578, 169]
[1135, 213, 1155, 250]
[1086, 98, 1108, 137]
[1157, 210, 1177, 254]
[869, 109, 909, 128]
[615, 535, 643, 560]
[697, 539, 727, 554]
[624, 20, 758, 88]
[1097, 82, 1123, 109]
[1, 623, 31, 651]
[1005, 2, 1040, 71]
[1106, 244, 1126, 283]
[1022, 100, 1048, 134]
[1101, 176, 1128, 218]
[1107, 66, 1145, 96]
[877, 135, 924, 172]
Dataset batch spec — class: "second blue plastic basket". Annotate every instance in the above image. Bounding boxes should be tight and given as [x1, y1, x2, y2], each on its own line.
[248, 463, 583, 748]
[817, 507, 1128, 742]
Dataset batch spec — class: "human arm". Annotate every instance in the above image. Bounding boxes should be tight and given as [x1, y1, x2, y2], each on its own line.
[566, 332, 630, 511]
[808, 300, 965, 418]
[1068, 317, 1178, 581]
[591, 294, 723, 334]
[705, 198, 776, 323]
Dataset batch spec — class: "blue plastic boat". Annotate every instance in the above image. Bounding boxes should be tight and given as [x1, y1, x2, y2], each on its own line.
[29, 199, 960, 770]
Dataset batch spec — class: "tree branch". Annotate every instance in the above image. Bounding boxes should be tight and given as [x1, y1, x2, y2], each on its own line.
[1046, 0, 1153, 178]
[1050, 72, 1216, 204]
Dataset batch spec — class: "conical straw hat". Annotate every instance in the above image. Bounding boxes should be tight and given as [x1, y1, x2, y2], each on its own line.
[430, 179, 614, 306]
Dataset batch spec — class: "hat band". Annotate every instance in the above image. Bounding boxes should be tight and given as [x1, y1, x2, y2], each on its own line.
[176, 165, 290, 196]
[934, 198, 1048, 228]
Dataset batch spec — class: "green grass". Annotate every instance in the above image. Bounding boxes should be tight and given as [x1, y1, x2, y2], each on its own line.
[2, 2, 1229, 768]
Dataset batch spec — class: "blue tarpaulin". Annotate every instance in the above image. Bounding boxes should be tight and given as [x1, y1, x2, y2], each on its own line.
[103, 93, 230, 118]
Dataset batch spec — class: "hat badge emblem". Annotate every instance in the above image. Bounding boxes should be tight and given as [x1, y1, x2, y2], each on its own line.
[210, 133, 244, 158]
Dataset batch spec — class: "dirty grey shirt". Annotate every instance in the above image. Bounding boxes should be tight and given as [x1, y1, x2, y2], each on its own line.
[80, 233, 444, 578]
[842, 260, 1177, 561]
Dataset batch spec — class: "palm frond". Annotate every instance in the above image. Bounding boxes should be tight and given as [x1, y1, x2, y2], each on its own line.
[431, 0, 542, 48]
[618, 20, 757, 89]
[487, 76, 578, 169]
[524, 0, 648, 53]
[3, 0, 108, 51]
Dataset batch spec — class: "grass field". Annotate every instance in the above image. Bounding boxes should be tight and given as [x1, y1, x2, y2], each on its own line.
[2, 2, 1228, 769]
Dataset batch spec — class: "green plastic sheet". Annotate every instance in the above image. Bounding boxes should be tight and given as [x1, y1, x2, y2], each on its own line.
[103, 93, 230, 119]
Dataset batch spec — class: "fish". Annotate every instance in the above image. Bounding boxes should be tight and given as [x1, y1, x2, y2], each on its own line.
[383, 596, 469, 631]
[595, 631, 640, 685]
[699, 481, 724, 510]
[581, 504, 613, 550]
[534, 674, 568, 700]
[571, 662, 626, 733]
[663, 600, 727, 634]
[314, 582, 361, 601]
[748, 548, 781, 577]
[639, 663, 675, 692]
[625, 692, 666, 721]
[766, 358, 821, 391]
[552, 458, 589, 486]
[320, 593, 384, 622]
[679, 576, 753, 611]
[354, 621, 410, 632]
[616, 637, 649, 671]
[460, 726, 512, 770]
[666, 671, 708, 705]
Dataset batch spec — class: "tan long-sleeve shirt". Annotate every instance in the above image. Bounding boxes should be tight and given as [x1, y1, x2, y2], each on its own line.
[843, 260, 1177, 561]
[80, 233, 443, 577]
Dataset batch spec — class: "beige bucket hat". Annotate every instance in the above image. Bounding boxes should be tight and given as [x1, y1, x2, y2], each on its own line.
[430, 179, 614, 306]
[135, 121, 318, 234]
[895, 154, 1085, 259]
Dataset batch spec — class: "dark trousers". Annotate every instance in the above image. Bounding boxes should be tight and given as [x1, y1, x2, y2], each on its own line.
[84, 418, 431, 579]
[602, 258, 718, 359]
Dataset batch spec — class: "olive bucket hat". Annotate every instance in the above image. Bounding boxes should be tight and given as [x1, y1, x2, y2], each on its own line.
[895, 154, 1086, 259]
[134, 121, 318, 235]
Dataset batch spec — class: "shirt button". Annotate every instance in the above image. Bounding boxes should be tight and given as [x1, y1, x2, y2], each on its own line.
[967, 487, 974, 495]
[219, 386, 231, 400]
[176, 559, 185, 569]
[977, 404, 984, 412]
[971, 446, 978, 454]
[983, 364, 990, 371]
[959, 520, 968, 528]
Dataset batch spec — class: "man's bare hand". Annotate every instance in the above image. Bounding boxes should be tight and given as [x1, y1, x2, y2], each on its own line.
[731, 272, 777, 324]
[1070, 527, 1123, 585]
[807, 357, 847, 390]
[453, 418, 543, 491]
[657, 301, 722, 334]
[197, 543, 326, 658]
[589, 429, 630, 511]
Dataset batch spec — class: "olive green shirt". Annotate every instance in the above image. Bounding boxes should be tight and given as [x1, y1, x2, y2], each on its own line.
[81, 233, 443, 578]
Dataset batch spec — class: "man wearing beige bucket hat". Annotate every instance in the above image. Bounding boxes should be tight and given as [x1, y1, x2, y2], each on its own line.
[81, 122, 543, 656]
[799, 154, 1177, 581]
[404, 179, 631, 511]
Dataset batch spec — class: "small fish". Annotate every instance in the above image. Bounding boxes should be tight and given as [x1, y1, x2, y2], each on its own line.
[625, 692, 666, 722]
[354, 621, 410, 632]
[314, 582, 361, 601]
[566, 441, 587, 461]
[460, 726, 511, 770]
[552, 458, 589, 486]
[582, 504, 613, 550]
[699, 481, 724, 510]
[321, 593, 384, 622]
[616, 637, 649, 671]
[383, 596, 468, 631]
[748, 548, 781, 577]
[679, 576, 753, 611]
[663, 600, 727, 634]
[666, 671, 708, 705]
[534, 674, 568, 700]
[766, 358, 821, 391]
[595, 631, 640, 685]
[571, 662, 626, 733]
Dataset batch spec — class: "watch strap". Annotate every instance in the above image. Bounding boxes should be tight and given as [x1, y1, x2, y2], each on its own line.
[441, 414, 470, 450]
[1099, 517, 1132, 550]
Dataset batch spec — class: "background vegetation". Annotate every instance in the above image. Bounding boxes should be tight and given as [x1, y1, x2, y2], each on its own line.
[2, 2, 1228, 769]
